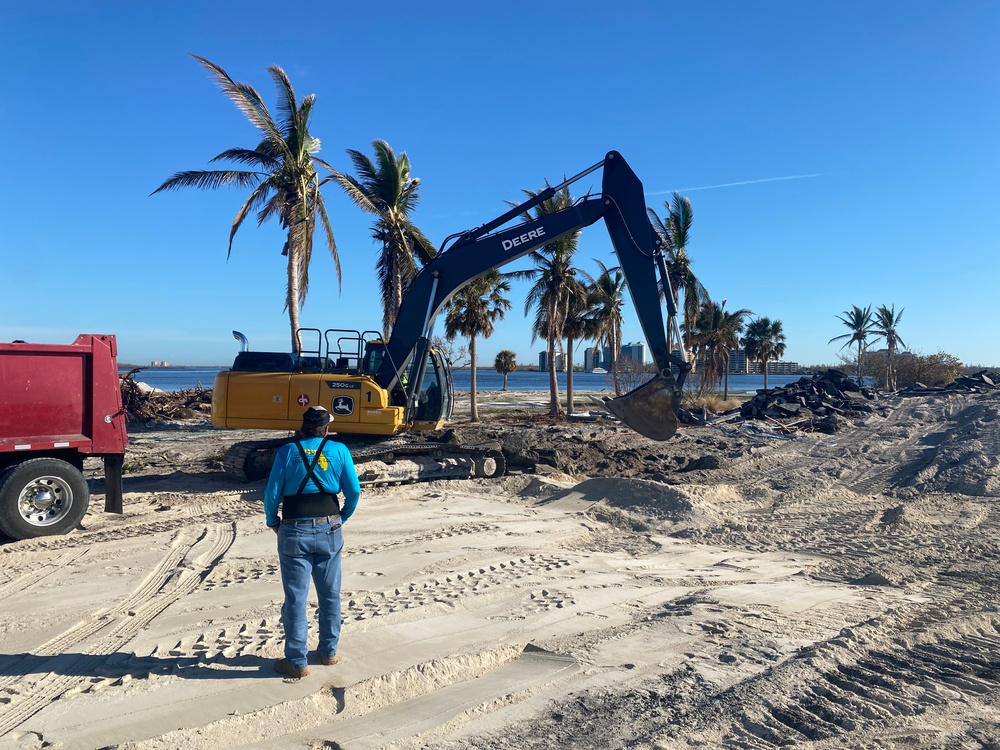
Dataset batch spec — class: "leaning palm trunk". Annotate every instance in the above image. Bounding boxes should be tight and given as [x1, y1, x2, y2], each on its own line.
[609, 342, 621, 396]
[286, 247, 303, 352]
[697, 347, 709, 397]
[282, 195, 311, 352]
[469, 336, 479, 422]
[547, 337, 562, 416]
[565, 335, 574, 415]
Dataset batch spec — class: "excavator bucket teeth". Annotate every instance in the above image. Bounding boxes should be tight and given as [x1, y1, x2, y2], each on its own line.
[601, 374, 681, 441]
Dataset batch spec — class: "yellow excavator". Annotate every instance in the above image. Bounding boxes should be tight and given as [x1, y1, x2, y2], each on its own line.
[212, 150, 691, 484]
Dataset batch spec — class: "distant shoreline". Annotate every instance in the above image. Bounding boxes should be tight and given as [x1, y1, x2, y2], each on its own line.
[119, 364, 227, 370]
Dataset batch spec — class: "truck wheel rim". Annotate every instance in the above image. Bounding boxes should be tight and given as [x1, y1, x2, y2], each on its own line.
[18, 476, 74, 527]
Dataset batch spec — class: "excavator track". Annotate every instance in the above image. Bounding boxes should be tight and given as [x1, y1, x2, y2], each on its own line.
[222, 436, 505, 486]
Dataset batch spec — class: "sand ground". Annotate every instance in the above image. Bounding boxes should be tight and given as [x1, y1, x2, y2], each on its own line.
[1, 388, 999, 749]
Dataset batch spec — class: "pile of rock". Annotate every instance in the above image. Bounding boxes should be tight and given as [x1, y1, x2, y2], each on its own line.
[735, 369, 880, 432]
[900, 370, 999, 396]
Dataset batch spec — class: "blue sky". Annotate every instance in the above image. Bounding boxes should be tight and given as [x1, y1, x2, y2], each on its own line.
[2, 1, 998, 368]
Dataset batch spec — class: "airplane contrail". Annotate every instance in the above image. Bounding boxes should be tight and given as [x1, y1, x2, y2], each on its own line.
[651, 173, 824, 195]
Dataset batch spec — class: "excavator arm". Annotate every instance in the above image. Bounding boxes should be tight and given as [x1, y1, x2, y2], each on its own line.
[375, 150, 691, 441]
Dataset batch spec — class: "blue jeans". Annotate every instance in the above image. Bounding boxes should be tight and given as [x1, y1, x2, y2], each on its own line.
[277, 519, 343, 668]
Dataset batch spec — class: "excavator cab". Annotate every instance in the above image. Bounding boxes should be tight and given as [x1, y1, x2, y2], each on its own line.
[361, 339, 453, 427]
[411, 348, 454, 425]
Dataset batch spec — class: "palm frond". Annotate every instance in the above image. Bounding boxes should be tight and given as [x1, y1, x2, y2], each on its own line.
[267, 64, 297, 137]
[152, 169, 262, 194]
[313, 156, 336, 173]
[314, 192, 341, 289]
[191, 55, 283, 146]
[209, 148, 280, 169]
[668, 192, 693, 248]
[331, 171, 379, 215]
[228, 183, 273, 256]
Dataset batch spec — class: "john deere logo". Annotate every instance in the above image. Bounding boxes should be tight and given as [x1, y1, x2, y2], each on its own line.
[331, 396, 354, 416]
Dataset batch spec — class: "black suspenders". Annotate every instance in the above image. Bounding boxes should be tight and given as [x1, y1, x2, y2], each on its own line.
[281, 437, 340, 521]
[293, 436, 332, 495]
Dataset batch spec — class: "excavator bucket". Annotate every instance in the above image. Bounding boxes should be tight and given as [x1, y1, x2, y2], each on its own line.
[601, 373, 681, 441]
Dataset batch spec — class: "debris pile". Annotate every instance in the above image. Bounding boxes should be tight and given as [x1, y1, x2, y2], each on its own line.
[120, 369, 212, 423]
[735, 369, 881, 433]
[900, 370, 1000, 396]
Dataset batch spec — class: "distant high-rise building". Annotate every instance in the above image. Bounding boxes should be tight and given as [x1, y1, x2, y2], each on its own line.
[766, 360, 800, 374]
[728, 347, 800, 374]
[620, 341, 646, 364]
[728, 348, 751, 373]
[538, 351, 564, 371]
[583, 345, 600, 371]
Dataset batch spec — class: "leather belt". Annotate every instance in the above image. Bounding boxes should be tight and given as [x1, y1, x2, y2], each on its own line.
[282, 515, 340, 527]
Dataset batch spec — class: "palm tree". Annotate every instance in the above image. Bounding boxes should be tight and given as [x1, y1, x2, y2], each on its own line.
[580, 260, 626, 395]
[742, 317, 787, 390]
[332, 140, 436, 337]
[494, 350, 517, 390]
[561, 282, 593, 415]
[873, 304, 906, 390]
[829, 305, 874, 382]
[647, 193, 711, 357]
[443, 271, 511, 422]
[153, 55, 339, 352]
[691, 300, 752, 399]
[506, 182, 584, 417]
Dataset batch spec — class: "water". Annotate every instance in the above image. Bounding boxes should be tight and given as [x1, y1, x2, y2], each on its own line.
[122, 367, 223, 392]
[125, 366, 807, 394]
[451, 370, 805, 393]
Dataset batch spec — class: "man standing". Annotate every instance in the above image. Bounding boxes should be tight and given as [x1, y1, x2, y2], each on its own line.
[264, 405, 361, 679]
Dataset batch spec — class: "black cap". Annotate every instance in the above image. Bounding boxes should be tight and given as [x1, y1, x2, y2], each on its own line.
[301, 405, 332, 429]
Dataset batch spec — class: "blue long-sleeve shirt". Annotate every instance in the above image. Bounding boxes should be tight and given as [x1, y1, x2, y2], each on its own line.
[264, 436, 361, 527]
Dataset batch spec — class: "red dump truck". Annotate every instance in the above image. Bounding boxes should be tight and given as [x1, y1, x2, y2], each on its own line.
[0, 334, 127, 540]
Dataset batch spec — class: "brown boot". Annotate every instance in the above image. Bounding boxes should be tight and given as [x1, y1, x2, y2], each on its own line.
[274, 658, 310, 678]
[319, 653, 340, 666]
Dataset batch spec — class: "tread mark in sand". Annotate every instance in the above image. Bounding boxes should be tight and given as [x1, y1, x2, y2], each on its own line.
[353, 522, 503, 556]
[201, 561, 280, 590]
[345, 554, 575, 621]
[132, 554, 579, 664]
[0, 502, 257, 554]
[0, 549, 88, 602]
[147, 618, 284, 665]
[0, 523, 236, 736]
[711, 617, 1000, 748]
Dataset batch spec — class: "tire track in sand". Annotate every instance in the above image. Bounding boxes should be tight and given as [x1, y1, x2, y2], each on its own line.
[0, 523, 236, 736]
[0, 549, 88, 602]
[0, 499, 257, 555]
[696, 611, 1000, 749]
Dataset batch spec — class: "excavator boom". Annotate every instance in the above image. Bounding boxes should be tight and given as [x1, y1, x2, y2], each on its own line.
[378, 150, 690, 440]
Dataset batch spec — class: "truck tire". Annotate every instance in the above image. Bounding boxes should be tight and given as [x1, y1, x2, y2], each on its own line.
[0, 459, 90, 540]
